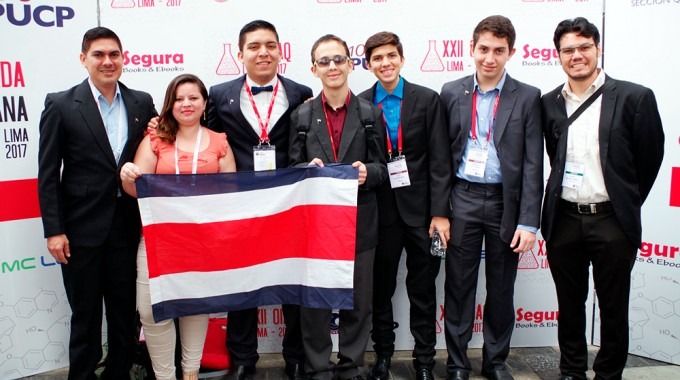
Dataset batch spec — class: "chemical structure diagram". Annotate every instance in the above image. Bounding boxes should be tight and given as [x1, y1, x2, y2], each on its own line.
[0, 288, 71, 377]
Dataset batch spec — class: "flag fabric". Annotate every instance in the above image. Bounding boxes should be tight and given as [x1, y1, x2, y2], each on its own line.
[136, 164, 358, 322]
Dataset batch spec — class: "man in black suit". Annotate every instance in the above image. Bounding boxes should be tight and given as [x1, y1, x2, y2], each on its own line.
[206, 20, 313, 380]
[38, 27, 156, 379]
[542, 17, 664, 380]
[358, 32, 451, 380]
[440, 16, 543, 380]
[288, 34, 387, 380]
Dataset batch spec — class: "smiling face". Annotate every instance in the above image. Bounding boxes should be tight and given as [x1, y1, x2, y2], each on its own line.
[238, 28, 281, 85]
[172, 82, 207, 128]
[366, 44, 404, 90]
[471, 31, 515, 88]
[80, 38, 123, 92]
[558, 32, 600, 86]
[312, 40, 353, 91]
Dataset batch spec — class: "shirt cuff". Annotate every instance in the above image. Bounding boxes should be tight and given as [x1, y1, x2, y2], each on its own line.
[517, 224, 538, 234]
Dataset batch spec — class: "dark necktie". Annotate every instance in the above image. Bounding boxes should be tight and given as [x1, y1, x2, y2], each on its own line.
[251, 85, 273, 95]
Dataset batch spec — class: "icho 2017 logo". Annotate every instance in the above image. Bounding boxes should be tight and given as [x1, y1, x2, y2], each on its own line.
[0, 0, 75, 27]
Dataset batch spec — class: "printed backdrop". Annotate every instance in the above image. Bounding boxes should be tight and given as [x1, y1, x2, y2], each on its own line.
[1, 0, 678, 377]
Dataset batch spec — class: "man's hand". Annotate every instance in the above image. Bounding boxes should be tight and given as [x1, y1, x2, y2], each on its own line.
[511, 229, 536, 253]
[352, 161, 367, 185]
[429, 216, 451, 248]
[47, 234, 70, 264]
[308, 158, 325, 167]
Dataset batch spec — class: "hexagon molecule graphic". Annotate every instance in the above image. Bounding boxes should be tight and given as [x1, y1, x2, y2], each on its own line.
[629, 306, 650, 340]
[652, 297, 675, 319]
[23, 348, 45, 369]
[42, 341, 67, 363]
[35, 290, 59, 311]
[14, 297, 38, 318]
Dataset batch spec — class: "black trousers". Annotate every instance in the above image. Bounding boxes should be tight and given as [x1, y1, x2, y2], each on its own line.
[371, 219, 441, 369]
[62, 200, 138, 380]
[445, 181, 518, 374]
[547, 203, 636, 380]
[226, 304, 304, 366]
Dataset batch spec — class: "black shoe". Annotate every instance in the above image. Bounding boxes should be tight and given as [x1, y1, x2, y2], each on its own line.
[231, 365, 256, 380]
[480, 368, 514, 380]
[285, 363, 308, 380]
[447, 370, 470, 380]
[369, 355, 391, 380]
[416, 368, 434, 380]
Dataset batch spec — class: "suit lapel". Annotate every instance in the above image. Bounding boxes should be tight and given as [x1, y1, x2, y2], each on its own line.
[459, 77, 474, 143]
[598, 78, 617, 174]
[337, 95, 360, 162]
[493, 77, 518, 146]
[75, 81, 117, 167]
[119, 84, 147, 169]
[231, 76, 261, 140]
[311, 97, 336, 163]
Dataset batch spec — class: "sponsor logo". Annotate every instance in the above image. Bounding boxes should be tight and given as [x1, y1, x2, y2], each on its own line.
[521, 43, 560, 67]
[516, 307, 559, 328]
[670, 167, 680, 207]
[1, 255, 60, 275]
[1, 61, 25, 88]
[0, 0, 75, 28]
[123, 50, 185, 73]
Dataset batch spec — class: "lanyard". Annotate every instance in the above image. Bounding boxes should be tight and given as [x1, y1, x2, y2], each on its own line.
[378, 101, 402, 158]
[174, 126, 203, 174]
[320, 91, 350, 163]
[471, 91, 500, 144]
[245, 80, 280, 144]
[95, 94, 125, 162]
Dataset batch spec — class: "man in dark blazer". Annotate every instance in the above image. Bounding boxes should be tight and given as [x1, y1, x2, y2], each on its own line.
[440, 16, 543, 380]
[542, 17, 664, 380]
[38, 27, 156, 379]
[358, 32, 451, 380]
[288, 34, 387, 380]
[206, 20, 313, 380]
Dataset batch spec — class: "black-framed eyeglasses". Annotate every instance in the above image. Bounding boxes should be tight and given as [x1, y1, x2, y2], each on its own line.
[559, 43, 595, 56]
[314, 55, 349, 68]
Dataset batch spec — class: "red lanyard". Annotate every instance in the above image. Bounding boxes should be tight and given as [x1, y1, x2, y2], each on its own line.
[245, 80, 280, 144]
[378, 101, 402, 157]
[320, 92, 350, 163]
[471, 91, 500, 143]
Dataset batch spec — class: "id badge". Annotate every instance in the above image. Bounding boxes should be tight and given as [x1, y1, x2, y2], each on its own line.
[562, 161, 585, 189]
[463, 148, 488, 178]
[253, 145, 276, 171]
[387, 155, 411, 189]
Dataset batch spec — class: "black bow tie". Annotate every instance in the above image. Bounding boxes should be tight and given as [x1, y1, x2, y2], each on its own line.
[251, 85, 273, 95]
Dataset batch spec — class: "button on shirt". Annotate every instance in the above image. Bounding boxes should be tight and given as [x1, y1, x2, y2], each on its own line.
[88, 79, 128, 164]
[561, 68, 609, 203]
[374, 76, 404, 153]
[456, 72, 505, 184]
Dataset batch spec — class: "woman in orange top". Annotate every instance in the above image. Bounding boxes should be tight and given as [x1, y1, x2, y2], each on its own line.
[121, 73, 235, 380]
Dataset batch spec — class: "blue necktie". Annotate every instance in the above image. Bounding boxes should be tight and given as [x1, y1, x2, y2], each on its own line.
[251, 85, 273, 95]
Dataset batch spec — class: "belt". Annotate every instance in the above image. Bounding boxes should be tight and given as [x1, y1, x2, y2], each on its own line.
[560, 200, 613, 215]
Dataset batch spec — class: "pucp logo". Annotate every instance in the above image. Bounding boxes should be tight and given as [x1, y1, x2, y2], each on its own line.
[0, 0, 75, 27]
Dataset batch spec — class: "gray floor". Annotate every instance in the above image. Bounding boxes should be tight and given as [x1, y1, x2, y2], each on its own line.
[25, 346, 680, 379]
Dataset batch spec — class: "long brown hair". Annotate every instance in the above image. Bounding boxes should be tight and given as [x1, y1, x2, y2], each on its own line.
[156, 74, 208, 143]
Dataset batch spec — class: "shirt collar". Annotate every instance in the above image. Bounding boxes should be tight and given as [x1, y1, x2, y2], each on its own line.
[246, 75, 278, 89]
[374, 76, 404, 104]
[473, 70, 507, 95]
[322, 90, 351, 111]
[561, 68, 605, 99]
[88, 78, 121, 106]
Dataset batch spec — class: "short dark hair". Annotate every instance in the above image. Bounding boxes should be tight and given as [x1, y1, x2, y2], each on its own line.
[156, 74, 208, 143]
[473, 15, 516, 51]
[310, 34, 350, 64]
[553, 17, 600, 50]
[81, 27, 122, 54]
[364, 31, 403, 61]
[238, 20, 279, 52]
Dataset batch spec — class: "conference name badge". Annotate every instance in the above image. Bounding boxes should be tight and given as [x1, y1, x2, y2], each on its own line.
[253, 145, 276, 171]
[464, 148, 488, 178]
[562, 161, 585, 189]
[388, 155, 410, 188]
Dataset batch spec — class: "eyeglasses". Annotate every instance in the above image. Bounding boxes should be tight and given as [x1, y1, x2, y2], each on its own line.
[314, 55, 349, 68]
[559, 43, 596, 56]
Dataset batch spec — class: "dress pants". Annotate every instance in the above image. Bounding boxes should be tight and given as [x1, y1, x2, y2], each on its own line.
[301, 247, 375, 380]
[137, 238, 208, 379]
[547, 202, 636, 380]
[61, 199, 137, 380]
[372, 219, 441, 369]
[445, 181, 518, 374]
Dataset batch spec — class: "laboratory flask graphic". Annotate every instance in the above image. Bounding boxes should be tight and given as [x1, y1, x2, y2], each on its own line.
[111, 0, 136, 8]
[420, 40, 445, 72]
[216, 43, 241, 75]
[517, 250, 539, 270]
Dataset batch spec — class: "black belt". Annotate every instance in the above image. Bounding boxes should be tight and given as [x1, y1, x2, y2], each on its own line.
[560, 200, 613, 215]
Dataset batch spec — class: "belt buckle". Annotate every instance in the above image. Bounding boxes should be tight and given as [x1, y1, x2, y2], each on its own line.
[577, 203, 595, 215]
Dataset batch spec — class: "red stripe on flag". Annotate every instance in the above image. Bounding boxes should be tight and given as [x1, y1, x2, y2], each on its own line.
[144, 204, 357, 277]
[671, 167, 680, 207]
[0, 178, 41, 222]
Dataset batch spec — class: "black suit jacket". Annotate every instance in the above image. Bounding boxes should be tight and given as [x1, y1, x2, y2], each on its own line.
[359, 79, 452, 227]
[206, 74, 313, 171]
[542, 75, 664, 247]
[441, 74, 544, 243]
[288, 92, 388, 251]
[38, 79, 156, 246]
